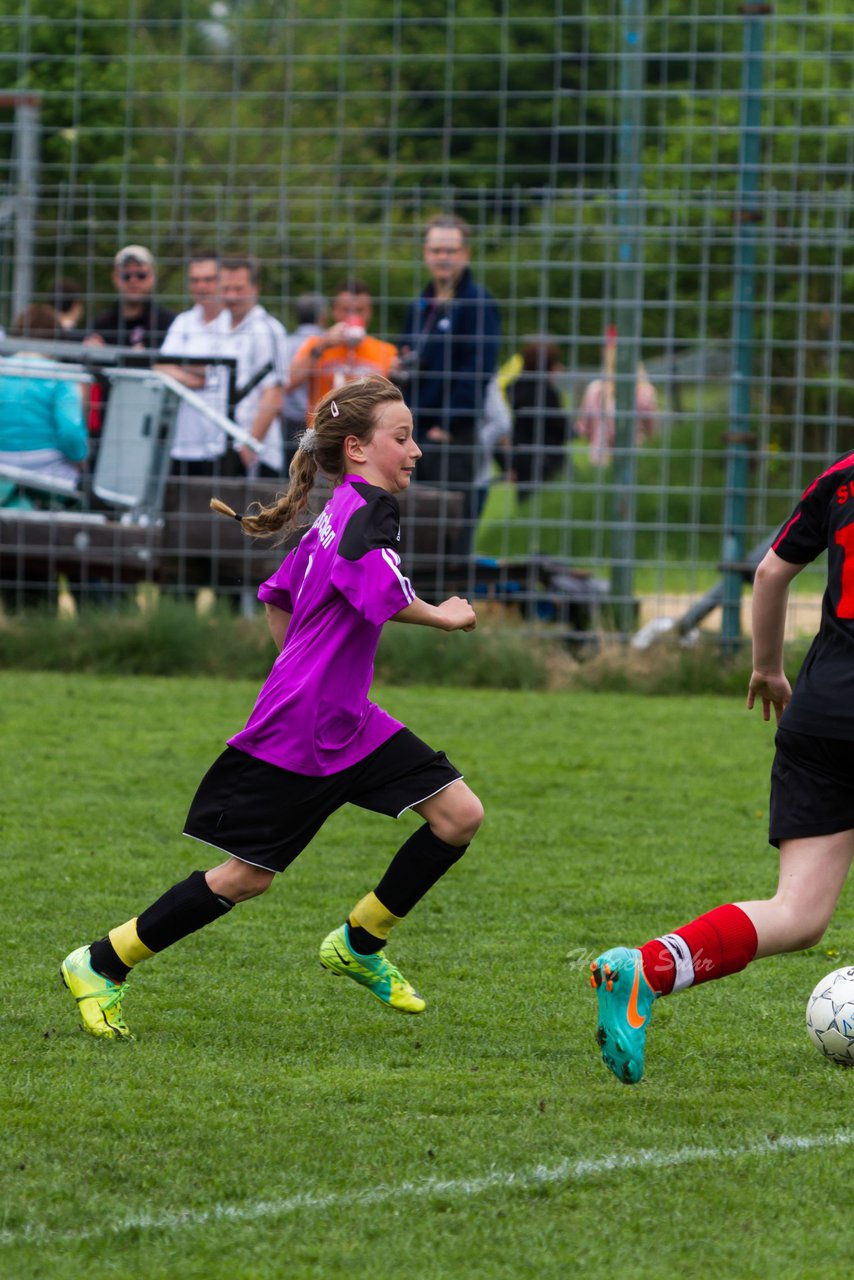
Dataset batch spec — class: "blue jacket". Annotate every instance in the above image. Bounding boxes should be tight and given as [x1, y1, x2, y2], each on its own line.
[400, 268, 501, 442]
[0, 356, 88, 461]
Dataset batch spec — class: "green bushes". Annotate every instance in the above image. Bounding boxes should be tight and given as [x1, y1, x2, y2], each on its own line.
[0, 598, 810, 694]
[0, 600, 277, 681]
[0, 599, 554, 688]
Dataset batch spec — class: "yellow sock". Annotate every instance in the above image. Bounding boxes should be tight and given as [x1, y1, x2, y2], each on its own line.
[349, 892, 403, 941]
[108, 918, 155, 969]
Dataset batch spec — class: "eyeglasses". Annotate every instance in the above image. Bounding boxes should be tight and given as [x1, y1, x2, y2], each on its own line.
[120, 270, 151, 282]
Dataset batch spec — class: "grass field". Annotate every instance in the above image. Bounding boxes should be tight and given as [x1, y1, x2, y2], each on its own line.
[2, 672, 853, 1279]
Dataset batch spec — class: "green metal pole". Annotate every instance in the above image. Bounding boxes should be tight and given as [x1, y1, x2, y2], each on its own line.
[610, 0, 645, 636]
[720, 4, 769, 651]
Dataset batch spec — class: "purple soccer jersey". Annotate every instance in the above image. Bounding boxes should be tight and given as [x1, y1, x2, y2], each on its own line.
[228, 476, 416, 775]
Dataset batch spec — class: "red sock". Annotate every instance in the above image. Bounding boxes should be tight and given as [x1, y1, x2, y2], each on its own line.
[640, 904, 758, 996]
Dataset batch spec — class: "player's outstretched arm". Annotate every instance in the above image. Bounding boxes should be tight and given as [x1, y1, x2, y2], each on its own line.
[392, 595, 477, 632]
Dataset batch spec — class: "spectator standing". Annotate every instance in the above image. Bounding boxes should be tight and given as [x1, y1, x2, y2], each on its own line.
[575, 362, 659, 467]
[85, 246, 176, 440]
[474, 374, 511, 522]
[88, 246, 176, 349]
[507, 340, 571, 495]
[288, 280, 398, 419]
[0, 305, 88, 488]
[281, 293, 328, 454]
[221, 257, 288, 479]
[399, 213, 501, 553]
[158, 252, 233, 477]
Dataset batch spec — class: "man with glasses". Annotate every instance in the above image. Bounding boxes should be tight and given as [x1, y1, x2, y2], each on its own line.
[89, 245, 176, 349]
[399, 214, 501, 555]
[84, 245, 177, 443]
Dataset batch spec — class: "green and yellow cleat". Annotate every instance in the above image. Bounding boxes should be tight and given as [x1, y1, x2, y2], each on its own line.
[590, 946, 655, 1084]
[319, 924, 426, 1014]
[60, 945, 134, 1041]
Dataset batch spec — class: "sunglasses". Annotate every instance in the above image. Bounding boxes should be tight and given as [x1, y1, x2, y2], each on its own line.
[120, 269, 151, 282]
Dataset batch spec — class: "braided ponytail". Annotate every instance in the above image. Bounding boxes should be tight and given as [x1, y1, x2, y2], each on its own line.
[211, 376, 403, 543]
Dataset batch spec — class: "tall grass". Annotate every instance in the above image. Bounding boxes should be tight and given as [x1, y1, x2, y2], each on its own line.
[0, 597, 812, 694]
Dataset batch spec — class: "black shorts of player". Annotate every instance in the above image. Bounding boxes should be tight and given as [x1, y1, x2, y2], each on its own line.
[768, 727, 854, 848]
[183, 728, 462, 873]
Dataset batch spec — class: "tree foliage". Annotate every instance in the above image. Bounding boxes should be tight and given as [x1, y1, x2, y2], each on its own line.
[0, 0, 851, 432]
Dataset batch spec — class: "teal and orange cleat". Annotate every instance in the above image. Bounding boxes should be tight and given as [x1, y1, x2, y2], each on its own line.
[60, 945, 134, 1041]
[319, 923, 426, 1014]
[590, 946, 655, 1084]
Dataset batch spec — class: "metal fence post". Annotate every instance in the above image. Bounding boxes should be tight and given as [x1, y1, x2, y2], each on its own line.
[0, 93, 40, 319]
[611, 0, 645, 636]
[12, 95, 40, 319]
[720, 4, 770, 651]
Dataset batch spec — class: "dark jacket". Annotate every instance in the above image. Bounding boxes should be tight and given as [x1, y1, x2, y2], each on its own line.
[507, 373, 570, 487]
[400, 268, 501, 444]
[91, 300, 176, 349]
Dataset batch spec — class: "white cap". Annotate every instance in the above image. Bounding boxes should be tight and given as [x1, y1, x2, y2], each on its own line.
[114, 244, 155, 269]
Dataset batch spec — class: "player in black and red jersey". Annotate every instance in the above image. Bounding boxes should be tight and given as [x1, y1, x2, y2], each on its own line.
[591, 451, 854, 1083]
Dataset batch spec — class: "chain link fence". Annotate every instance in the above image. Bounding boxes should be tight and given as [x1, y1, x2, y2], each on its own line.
[1, 1, 852, 645]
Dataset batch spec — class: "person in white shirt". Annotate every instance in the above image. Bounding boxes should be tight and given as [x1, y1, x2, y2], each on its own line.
[220, 257, 288, 478]
[158, 251, 233, 476]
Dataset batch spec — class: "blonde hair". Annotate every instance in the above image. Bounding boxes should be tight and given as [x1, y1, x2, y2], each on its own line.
[211, 376, 404, 541]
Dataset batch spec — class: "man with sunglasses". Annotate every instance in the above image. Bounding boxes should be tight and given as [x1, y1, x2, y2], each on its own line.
[88, 245, 176, 349]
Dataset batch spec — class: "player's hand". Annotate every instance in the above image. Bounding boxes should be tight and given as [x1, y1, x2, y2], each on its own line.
[747, 671, 791, 725]
[437, 596, 477, 632]
[426, 425, 452, 442]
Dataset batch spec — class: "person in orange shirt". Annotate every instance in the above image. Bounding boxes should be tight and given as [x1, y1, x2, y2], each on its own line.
[287, 280, 398, 419]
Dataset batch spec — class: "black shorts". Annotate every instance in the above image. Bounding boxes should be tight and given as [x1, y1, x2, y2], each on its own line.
[183, 729, 462, 872]
[768, 727, 854, 847]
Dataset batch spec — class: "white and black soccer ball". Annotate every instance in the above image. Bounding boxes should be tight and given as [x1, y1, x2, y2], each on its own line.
[806, 967, 854, 1065]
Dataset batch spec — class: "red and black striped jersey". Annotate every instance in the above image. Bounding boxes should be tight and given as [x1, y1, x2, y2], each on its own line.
[773, 450, 854, 738]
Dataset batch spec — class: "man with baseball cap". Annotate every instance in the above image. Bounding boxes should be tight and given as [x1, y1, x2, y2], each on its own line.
[88, 245, 176, 349]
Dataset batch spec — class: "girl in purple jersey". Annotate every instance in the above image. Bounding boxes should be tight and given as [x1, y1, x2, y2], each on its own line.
[591, 450, 854, 1083]
[61, 377, 483, 1039]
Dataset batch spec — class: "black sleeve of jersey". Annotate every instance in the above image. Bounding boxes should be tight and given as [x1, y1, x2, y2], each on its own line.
[338, 488, 402, 562]
[773, 467, 839, 565]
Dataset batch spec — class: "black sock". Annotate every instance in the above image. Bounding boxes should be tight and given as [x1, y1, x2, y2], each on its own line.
[135, 869, 235, 952]
[90, 871, 234, 978]
[89, 937, 130, 984]
[346, 922, 385, 955]
[374, 824, 469, 918]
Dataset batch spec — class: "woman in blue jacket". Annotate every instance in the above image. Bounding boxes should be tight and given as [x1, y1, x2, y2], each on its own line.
[0, 305, 89, 488]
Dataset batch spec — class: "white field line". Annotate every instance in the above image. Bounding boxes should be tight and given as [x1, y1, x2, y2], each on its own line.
[2, 1128, 852, 1250]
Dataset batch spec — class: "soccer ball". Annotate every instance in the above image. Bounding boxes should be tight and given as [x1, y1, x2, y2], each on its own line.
[806, 967, 854, 1065]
